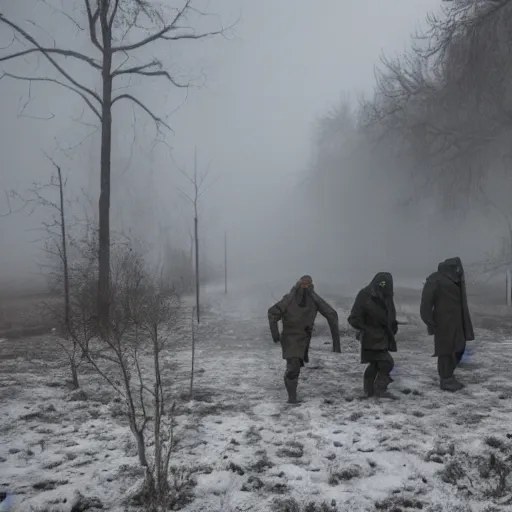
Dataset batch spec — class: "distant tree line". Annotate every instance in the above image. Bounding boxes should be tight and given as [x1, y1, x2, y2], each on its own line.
[308, 0, 512, 279]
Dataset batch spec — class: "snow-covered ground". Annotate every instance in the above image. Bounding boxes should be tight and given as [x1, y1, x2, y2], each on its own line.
[1, 282, 512, 511]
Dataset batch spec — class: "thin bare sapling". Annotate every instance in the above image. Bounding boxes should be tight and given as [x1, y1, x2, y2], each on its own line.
[69, 241, 183, 501]
[7, 155, 85, 388]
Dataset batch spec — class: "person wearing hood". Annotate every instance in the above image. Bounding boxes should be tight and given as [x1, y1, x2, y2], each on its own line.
[420, 257, 474, 392]
[268, 275, 341, 404]
[347, 272, 398, 398]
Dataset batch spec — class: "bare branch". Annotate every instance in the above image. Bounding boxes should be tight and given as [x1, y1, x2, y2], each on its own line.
[0, 13, 103, 102]
[111, 0, 235, 53]
[112, 0, 192, 52]
[0, 190, 26, 217]
[84, 0, 103, 51]
[0, 72, 102, 120]
[198, 174, 219, 199]
[111, 59, 184, 83]
[15, 79, 54, 120]
[0, 47, 101, 69]
[177, 187, 194, 205]
[109, 0, 121, 29]
[111, 93, 172, 132]
[41, 0, 85, 32]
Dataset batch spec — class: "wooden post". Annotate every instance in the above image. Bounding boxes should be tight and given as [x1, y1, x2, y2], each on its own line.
[194, 149, 200, 323]
[224, 231, 227, 294]
[507, 268, 512, 306]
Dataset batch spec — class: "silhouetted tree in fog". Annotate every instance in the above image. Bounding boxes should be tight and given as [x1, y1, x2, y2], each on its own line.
[0, 0, 233, 328]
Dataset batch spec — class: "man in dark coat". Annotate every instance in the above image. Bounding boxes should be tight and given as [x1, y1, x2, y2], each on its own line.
[420, 257, 474, 392]
[347, 272, 398, 398]
[268, 275, 341, 404]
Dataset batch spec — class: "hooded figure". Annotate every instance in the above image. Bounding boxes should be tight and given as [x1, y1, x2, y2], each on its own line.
[347, 272, 398, 398]
[268, 275, 341, 404]
[420, 257, 474, 392]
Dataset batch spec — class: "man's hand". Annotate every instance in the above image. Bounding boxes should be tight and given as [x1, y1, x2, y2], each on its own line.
[427, 325, 435, 336]
[273, 335, 280, 343]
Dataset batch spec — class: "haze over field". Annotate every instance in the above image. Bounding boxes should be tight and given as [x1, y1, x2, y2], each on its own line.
[4, 1, 512, 511]
[2, 0, 492, 291]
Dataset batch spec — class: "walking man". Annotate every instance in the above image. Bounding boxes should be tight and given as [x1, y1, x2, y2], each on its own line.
[348, 272, 398, 398]
[268, 275, 341, 404]
[420, 257, 474, 392]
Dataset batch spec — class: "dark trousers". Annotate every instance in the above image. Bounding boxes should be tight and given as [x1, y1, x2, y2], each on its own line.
[437, 354, 457, 380]
[363, 351, 394, 395]
[285, 357, 302, 382]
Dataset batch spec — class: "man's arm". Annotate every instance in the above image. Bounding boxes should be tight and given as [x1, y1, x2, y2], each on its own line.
[347, 290, 366, 331]
[268, 294, 290, 342]
[420, 277, 437, 334]
[313, 293, 341, 353]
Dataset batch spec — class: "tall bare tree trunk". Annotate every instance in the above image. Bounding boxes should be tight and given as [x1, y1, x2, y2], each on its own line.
[133, 428, 148, 467]
[70, 357, 79, 390]
[98, 22, 113, 328]
[57, 166, 79, 388]
[153, 326, 163, 493]
[57, 167, 70, 330]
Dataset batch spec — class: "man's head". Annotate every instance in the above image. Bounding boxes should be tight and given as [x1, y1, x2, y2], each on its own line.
[377, 279, 388, 290]
[370, 272, 394, 296]
[438, 257, 464, 281]
[298, 275, 313, 288]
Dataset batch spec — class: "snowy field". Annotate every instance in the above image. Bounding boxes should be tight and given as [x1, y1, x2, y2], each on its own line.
[1, 282, 512, 511]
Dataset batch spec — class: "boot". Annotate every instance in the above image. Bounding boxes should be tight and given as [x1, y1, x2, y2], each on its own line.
[363, 364, 377, 398]
[374, 373, 396, 399]
[284, 376, 300, 404]
[440, 377, 464, 392]
[363, 374, 375, 398]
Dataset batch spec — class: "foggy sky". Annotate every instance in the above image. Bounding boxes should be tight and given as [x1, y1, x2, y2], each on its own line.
[0, 0, 444, 288]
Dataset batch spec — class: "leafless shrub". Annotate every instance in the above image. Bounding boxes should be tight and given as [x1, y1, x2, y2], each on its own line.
[479, 452, 511, 498]
[328, 464, 362, 485]
[65, 236, 187, 508]
[440, 459, 467, 485]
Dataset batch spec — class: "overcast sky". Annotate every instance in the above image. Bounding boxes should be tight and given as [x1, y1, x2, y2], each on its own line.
[0, 0, 442, 285]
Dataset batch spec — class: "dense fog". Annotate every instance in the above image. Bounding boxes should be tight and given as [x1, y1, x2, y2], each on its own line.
[1, 0, 509, 294]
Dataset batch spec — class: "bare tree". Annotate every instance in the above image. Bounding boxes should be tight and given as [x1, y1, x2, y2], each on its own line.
[0, 0, 234, 327]
[68, 240, 185, 506]
[175, 147, 217, 323]
[6, 154, 86, 388]
[404, 0, 512, 205]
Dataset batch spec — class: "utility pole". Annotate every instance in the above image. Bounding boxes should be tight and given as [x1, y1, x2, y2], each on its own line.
[194, 147, 200, 323]
[224, 231, 227, 294]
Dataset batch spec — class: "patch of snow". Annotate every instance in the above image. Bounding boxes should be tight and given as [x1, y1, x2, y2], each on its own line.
[2, 283, 512, 511]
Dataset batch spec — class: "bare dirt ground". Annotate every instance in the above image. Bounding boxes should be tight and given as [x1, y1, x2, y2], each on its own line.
[1, 282, 512, 511]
